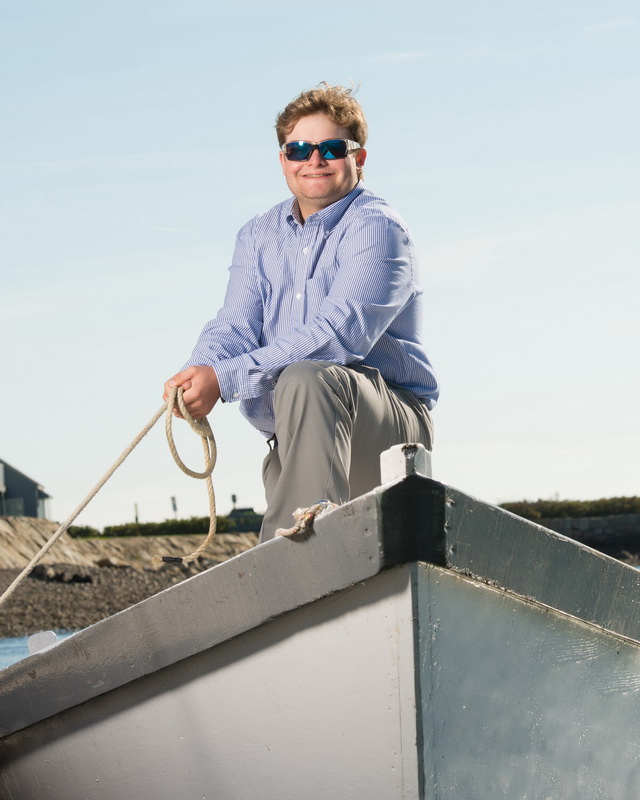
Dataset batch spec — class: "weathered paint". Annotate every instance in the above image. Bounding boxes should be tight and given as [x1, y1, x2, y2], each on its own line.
[380, 442, 432, 484]
[415, 564, 640, 797]
[2, 473, 640, 798]
[1, 567, 421, 799]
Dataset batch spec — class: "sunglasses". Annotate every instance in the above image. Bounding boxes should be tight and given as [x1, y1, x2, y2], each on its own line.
[281, 138, 361, 162]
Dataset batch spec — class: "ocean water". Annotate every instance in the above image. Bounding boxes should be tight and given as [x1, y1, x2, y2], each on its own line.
[0, 631, 77, 670]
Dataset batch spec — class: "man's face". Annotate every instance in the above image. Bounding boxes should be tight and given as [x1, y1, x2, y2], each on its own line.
[280, 112, 367, 220]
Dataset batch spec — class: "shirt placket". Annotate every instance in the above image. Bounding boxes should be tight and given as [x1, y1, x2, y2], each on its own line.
[293, 219, 321, 323]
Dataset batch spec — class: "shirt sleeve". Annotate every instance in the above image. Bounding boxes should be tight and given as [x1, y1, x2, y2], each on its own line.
[183, 223, 264, 365]
[188, 211, 418, 402]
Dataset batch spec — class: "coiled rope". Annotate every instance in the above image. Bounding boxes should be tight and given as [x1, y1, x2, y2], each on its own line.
[0, 387, 216, 610]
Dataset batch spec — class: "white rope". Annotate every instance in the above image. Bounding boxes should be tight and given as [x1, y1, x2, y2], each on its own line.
[153, 388, 217, 566]
[275, 500, 338, 538]
[0, 387, 217, 610]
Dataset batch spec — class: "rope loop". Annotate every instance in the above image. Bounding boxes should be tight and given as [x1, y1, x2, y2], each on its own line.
[155, 386, 218, 565]
[0, 388, 220, 609]
[164, 386, 216, 480]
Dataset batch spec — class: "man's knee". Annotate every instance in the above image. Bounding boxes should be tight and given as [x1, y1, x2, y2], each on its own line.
[273, 361, 354, 424]
[275, 360, 333, 399]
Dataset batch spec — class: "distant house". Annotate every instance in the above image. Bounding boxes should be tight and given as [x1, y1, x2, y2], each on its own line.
[0, 459, 50, 518]
[225, 507, 263, 533]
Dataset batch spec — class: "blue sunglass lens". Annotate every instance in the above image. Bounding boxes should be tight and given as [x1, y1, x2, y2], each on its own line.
[284, 140, 350, 161]
[318, 140, 348, 159]
[285, 142, 313, 160]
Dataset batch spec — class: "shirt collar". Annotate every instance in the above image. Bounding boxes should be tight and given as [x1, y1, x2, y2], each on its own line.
[287, 182, 365, 232]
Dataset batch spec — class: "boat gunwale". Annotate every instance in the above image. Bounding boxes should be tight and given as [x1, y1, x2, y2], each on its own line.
[2, 475, 640, 739]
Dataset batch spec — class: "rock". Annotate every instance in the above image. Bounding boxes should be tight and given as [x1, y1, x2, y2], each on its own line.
[31, 565, 94, 584]
[95, 557, 127, 569]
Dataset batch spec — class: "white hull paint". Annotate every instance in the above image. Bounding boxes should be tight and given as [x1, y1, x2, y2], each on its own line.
[3, 458, 640, 798]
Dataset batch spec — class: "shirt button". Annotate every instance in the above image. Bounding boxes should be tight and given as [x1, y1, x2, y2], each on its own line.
[302, 247, 309, 254]
[295, 292, 302, 300]
[233, 392, 239, 399]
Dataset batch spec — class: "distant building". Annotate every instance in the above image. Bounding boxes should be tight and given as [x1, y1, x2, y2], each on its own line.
[225, 507, 263, 533]
[0, 459, 50, 518]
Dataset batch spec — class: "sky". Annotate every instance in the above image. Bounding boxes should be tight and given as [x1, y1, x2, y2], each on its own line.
[2, 0, 639, 530]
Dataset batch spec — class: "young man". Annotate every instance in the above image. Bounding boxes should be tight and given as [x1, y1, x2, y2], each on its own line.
[163, 84, 439, 540]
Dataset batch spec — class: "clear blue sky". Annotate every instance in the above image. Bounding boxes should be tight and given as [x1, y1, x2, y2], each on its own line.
[2, 1, 639, 529]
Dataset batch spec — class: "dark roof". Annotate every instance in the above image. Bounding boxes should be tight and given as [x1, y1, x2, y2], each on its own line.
[0, 458, 50, 498]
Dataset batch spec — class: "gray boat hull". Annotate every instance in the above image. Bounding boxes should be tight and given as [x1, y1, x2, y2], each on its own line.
[2, 473, 640, 798]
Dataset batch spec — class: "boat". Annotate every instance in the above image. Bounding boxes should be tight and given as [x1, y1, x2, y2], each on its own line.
[2, 444, 640, 799]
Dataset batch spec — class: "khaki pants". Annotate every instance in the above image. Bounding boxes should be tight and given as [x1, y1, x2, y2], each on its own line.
[260, 361, 433, 541]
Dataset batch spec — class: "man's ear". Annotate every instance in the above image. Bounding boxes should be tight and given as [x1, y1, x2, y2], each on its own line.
[279, 151, 287, 175]
[356, 148, 367, 169]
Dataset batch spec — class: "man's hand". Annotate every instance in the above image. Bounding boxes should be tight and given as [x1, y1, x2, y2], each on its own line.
[163, 365, 221, 420]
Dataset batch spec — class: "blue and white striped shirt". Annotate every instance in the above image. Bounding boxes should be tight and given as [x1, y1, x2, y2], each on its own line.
[185, 183, 439, 436]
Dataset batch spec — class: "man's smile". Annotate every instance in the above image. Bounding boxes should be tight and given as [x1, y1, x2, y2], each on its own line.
[280, 113, 365, 219]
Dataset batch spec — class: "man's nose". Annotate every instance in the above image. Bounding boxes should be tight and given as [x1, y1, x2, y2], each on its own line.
[306, 147, 328, 165]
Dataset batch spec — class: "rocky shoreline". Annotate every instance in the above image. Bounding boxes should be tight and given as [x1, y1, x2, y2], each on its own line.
[0, 560, 222, 638]
[0, 519, 259, 637]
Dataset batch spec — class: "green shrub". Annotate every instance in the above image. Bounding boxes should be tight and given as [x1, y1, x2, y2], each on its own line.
[224, 511, 263, 533]
[71, 516, 230, 538]
[500, 496, 640, 520]
[67, 524, 102, 539]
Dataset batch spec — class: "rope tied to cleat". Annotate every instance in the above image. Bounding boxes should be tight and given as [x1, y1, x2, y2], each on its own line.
[274, 500, 338, 538]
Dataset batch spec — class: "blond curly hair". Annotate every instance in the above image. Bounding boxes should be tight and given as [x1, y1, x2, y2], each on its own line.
[275, 83, 368, 147]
